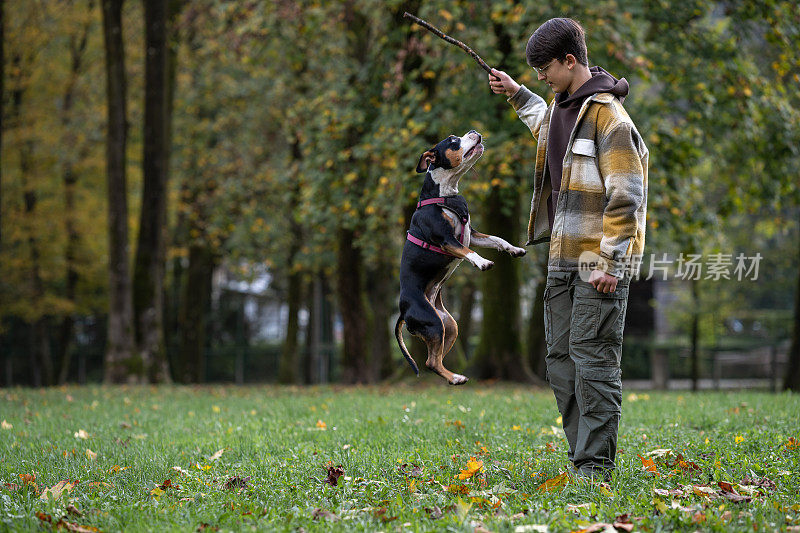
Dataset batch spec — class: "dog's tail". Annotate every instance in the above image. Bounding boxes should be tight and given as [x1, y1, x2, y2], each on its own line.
[394, 316, 419, 376]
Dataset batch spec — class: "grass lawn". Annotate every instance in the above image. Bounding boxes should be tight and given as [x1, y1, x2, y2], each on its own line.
[1, 382, 798, 532]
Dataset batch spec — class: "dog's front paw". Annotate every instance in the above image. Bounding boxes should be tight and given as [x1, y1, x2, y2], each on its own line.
[477, 259, 494, 271]
[508, 246, 527, 257]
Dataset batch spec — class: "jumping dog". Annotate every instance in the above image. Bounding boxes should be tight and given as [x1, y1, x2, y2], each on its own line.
[395, 130, 526, 385]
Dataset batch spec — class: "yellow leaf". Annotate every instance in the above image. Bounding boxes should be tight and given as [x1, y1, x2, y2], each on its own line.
[209, 448, 225, 461]
[316, 420, 327, 430]
[511, 425, 522, 431]
[458, 457, 484, 480]
[150, 486, 165, 498]
[212, 405, 221, 413]
[653, 496, 668, 513]
[40, 480, 78, 501]
[85, 449, 97, 461]
[74, 429, 89, 440]
[555, 416, 562, 425]
[1, 420, 12, 430]
[734, 435, 744, 444]
[538, 472, 569, 492]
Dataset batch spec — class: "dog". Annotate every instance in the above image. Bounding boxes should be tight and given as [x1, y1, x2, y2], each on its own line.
[394, 130, 526, 385]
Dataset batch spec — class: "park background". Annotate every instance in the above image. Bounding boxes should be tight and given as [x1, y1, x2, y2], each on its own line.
[1, 0, 798, 390]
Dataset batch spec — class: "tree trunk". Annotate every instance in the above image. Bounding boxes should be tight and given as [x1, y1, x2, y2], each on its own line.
[102, 0, 138, 383]
[690, 279, 700, 391]
[456, 280, 477, 359]
[336, 228, 369, 383]
[472, 187, 525, 381]
[278, 140, 304, 384]
[278, 269, 303, 384]
[367, 255, 394, 381]
[134, 0, 170, 383]
[783, 238, 800, 391]
[472, 12, 531, 382]
[0, 0, 4, 250]
[176, 244, 214, 382]
[526, 255, 549, 380]
[57, 7, 92, 384]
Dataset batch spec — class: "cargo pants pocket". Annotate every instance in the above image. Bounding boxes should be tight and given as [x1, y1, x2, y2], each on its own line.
[570, 281, 629, 366]
[579, 365, 622, 415]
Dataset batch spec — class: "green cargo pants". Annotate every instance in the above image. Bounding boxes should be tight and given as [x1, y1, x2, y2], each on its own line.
[543, 271, 630, 480]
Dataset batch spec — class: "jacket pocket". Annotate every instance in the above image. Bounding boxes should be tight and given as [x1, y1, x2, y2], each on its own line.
[571, 138, 596, 157]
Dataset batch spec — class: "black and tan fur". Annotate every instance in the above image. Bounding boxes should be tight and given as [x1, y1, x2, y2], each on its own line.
[396, 131, 526, 385]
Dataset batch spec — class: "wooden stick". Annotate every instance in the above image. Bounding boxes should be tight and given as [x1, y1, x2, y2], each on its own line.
[403, 12, 498, 79]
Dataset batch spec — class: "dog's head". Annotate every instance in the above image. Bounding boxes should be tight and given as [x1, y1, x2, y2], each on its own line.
[416, 130, 484, 193]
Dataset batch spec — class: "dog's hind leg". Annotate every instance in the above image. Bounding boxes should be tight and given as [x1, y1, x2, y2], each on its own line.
[434, 292, 468, 385]
[405, 299, 460, 384]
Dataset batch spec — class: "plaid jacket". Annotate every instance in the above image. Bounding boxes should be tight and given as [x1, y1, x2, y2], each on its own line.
[509, 85, 648, 279]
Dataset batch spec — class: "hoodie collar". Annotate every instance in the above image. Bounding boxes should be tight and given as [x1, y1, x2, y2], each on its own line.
[556, 66, 629, 108]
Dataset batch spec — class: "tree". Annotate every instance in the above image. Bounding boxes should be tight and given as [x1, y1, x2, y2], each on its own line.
[102, 0, 137, 383]
[134, 0, 171, 383]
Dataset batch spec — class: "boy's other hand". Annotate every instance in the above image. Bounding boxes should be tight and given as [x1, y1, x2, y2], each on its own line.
[489, 68, 520, 98]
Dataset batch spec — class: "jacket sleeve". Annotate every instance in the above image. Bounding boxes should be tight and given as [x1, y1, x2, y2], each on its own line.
[508, 85, 547, 141]
[595, 123, 645, 278]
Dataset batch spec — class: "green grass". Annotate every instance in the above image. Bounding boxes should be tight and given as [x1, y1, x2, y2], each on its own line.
[1, 383, 799, 532]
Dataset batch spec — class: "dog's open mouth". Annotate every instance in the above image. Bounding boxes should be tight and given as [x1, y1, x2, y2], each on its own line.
[464, 143, 484, 159]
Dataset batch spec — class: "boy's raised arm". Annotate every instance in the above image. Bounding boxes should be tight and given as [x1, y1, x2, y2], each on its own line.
[489, 68, 547, 141]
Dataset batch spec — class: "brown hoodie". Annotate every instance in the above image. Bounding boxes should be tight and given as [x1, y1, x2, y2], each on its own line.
[546, 66, 629, 230]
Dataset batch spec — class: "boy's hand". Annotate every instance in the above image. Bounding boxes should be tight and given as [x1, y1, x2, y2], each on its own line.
[488, 68, 520, 98]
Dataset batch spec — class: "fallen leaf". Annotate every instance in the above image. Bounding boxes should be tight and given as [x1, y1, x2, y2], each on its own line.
[208, 448, 225, 461]
[172, 466, 189, 475]
[1, 420, 12, 430]
[565, 503, 592, 514]
[646, 448, 673, 458]
[638, 454, 659, 475]
[82, 481, 113, 491]
[372, 506, 397, 523]
[85, 449, 97, 461]
[324, 465, 344, 486]
[458, 457, 484, 480]
[455, 497, 472, 521]
[223, 476, 250, 490]
[574, 523, 616, 533]
[311, 508, 339, 521]
[692, 485, 717, 498]
[40, 480, 78, 501]
[514, 525, 549, 532]
[446, 484, 470, 494]
[315, 420, 327, 430]
[740, 475, 776, 492]
[424, 505, 443, 519]
[538, 472, 569, 492]
[66, 504, 82, 517]
[74, 429, 89, 440]
[19, 473, 38, 492]
[197, 524, 219, 531]
[785, 437, 800, 451]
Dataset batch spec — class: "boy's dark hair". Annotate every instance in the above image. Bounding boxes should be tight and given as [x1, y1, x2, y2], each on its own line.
[525, 18, 588, 68]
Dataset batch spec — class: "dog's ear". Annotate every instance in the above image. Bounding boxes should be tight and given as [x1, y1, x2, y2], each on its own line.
[416, 149, 436, 173]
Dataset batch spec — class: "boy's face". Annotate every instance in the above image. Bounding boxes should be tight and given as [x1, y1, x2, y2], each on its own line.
[535, 54, 577, 93]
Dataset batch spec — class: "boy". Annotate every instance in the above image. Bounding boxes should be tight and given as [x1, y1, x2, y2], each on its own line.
[489, 18, 648, 481]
